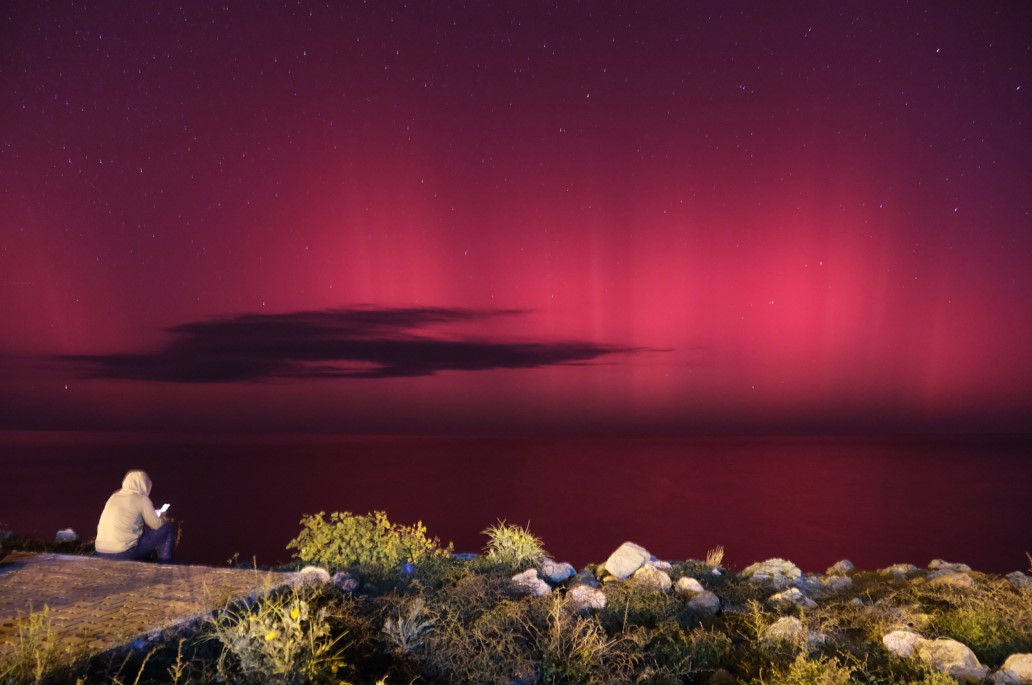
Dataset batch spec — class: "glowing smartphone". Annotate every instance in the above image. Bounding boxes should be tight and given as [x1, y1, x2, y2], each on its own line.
[156, 503, 171, 516]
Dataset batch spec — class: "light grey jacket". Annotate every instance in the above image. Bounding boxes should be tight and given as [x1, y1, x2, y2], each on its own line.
[95, 470, 164, 553]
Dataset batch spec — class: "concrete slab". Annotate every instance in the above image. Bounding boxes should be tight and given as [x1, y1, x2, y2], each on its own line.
[0, 552, 300, 656]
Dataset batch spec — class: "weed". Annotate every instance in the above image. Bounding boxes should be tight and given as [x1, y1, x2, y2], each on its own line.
[482, 520, 548, 571]
[748, 653, 857, 685]
[529, 592, 643, 684]
[287, 511, 451, 570]
[382, 596, 433, 655]
[706, 546, 725, 570]
[0, 606, 65, 685]
[207, 585, 348, 684]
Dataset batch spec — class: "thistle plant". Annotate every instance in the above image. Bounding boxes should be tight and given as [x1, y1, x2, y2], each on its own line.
[207, 587, 348, 684]
[482, 520, 547, 570]
[382, 597, 434, 655]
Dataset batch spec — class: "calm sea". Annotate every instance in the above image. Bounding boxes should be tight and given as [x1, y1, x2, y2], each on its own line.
[1, 432, 1029, 574]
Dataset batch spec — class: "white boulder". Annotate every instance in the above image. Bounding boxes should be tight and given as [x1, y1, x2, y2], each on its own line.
[604, 542, 651, 579]
[741, 558, 802, 588]
[880, 563, 920, 579]
[541, 558, 576, 584]
[1007, 572, 1032, 591]
[55, 528, 78, 543]
[674, 577, 705, 595]
[764, 617, 806, 645]
[883, 630, 924, 657]
[915, 638, 989, 683]
[512, 569, 551, 596]
[768, 587, 816, 610]
[296, 566, 331, 583]
[993, 654, 1032, 684]
[566, 584, 607, 612]
[827, 559, 855, 575]
[929, 572, 976, 592]
[687, 591, 721, 615]
[632, 565, 672, 591]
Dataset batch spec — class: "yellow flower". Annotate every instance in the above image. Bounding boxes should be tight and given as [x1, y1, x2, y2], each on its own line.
[290, 607, 300, 620]
[265, 630, 278, 641]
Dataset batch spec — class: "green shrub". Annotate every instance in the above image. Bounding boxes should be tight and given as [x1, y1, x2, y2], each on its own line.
[482, 520, 547, 570]
[644, 623, 731, 680]
[931, 604, 1031, 666]
[748, 653, 857, 685]
[207, 586, 348, 684]
[287, 511, 451, 570]
[416, 573, 539, 683]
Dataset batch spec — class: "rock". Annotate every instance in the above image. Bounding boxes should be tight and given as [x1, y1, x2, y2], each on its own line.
[827, 559, 855, 576]
[928, 572, 976, 592]
[512, 569, 551, 597]
[332, 572, 359, 592]
[569, 569, 601, 589]
[541, 558, 576, 584]
[883, 630, 923, 658]
[820, 575, 853, 593]
[768, 587, 817, 610]
[675, 577, 705, 595]
[880, 563, 920, 579]
[604, 542, 651, 579]
[993, 654, 1032, 684]
[0, 530, 13, 544]
[741, 558, 802, 588]
[647, 558, 673, 571]
[1007, 572, 1032, 591]
[764, 617, 806, 645]
[928, 559, 972, 574]
[632, 565, 672, 591]
[296, 566, 331, 583]
[687, 591, 721, 615]
[567, 584, 607, 612]
[915, 638, 989, 683]
[55, 528, 78, 543]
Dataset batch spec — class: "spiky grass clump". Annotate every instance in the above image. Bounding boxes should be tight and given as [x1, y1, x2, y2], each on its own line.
[481, 520, 547, 570]
[0, 606, 67, 684]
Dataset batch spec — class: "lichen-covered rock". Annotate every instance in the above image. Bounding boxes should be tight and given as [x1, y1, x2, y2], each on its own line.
[820, 575, 853, 593]
[827, 559, 855, 576]
[55, 528, 78, 543]
[569, 569, 601, 589]
[764, 617, 806, 645]
[566, 584, 607, 612]
[884, 630, 923, 657]
[512, 569, 551, 596]
[647, 558, 673, 571]
[687, 590, 721, 615]
[296, 566, 331, 583]
[604, 542, 651, 579]
[929, 572, 976, 592]
[541, 558, 576, 584]
[928, 559, 972, 575]
[741, 558, 802, 588]
[632, 565, 672, 591]
[915, 638, 989, 683]
[880, 563, 920, 579]
[1007, 572, 1032, 591]
[332, 572, 359, 592]
[675, 576, 705, 595]
[768, 587, 817, 610]
[993, 654, 1032, 684]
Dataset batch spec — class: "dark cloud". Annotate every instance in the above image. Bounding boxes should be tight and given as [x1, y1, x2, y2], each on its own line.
[58, 307, 640, 382]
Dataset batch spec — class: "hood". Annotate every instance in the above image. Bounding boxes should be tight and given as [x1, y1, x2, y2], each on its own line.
[120, 470, 152, 496]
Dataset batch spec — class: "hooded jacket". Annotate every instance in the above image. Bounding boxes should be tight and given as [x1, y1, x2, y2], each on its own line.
[95, 470, 165, 553]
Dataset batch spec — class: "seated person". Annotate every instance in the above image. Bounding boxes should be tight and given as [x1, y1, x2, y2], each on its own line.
[95, 470, 174, 564]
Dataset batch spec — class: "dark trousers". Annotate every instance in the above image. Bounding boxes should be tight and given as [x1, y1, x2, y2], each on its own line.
[96, 524, 175, 564]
